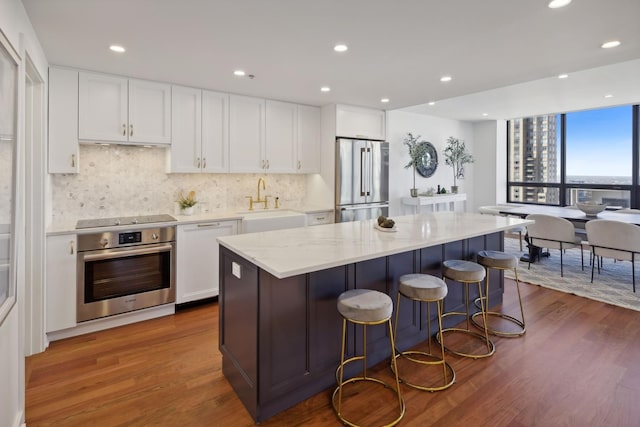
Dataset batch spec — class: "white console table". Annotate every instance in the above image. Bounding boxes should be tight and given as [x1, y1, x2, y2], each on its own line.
[401, 193, 467, 214]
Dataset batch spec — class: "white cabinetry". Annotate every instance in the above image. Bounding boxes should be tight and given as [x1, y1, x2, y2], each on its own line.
[169, 87, 229, 173]
[229, 95, 265, 173]
[229, 98, 320, 174]
[336, 104, 386, 140]
[46, 234, 77, 332]
[78, 71, 171, 145]
[176, 220, 238, 303]
[265, 100, 297, 173]
[296, 105, 321, 173]
[306, 210, 334, 226]
[48, 67, 79, 174]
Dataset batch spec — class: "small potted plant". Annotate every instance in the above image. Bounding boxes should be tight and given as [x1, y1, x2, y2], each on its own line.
[443, 136, 474, 193]
[177, 190, 198, 215]
[403, 132, 429, 197]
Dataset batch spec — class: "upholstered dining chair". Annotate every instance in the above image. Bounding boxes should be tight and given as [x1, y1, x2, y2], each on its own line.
[525, 214, 583, 277]
[585, 219, 640, 292]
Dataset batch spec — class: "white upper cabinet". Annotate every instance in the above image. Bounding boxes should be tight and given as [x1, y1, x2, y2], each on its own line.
[265, 100, 297, 173]
[78, 71, 171, 145]
[169, 87, 229, 173]
[229, 95, 265, 173]
[336, 104, 386, 141]
[169, 86, 202, 173]
[48, 67, 79, 174]
[296, 105, 321, 173]
[201, 90, 229, 173]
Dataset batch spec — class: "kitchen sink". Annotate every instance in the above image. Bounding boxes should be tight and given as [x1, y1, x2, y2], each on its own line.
[238, 209, 307, 233]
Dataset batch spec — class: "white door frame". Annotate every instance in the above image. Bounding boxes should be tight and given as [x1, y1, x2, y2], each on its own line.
[23, 54, 46, 355]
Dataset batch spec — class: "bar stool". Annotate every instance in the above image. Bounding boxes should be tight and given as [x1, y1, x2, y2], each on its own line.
[471, 250, 526, 337]
[392, 274, 455, 391]
[332, 289, 405, 426]
[437, 260, 495, 358]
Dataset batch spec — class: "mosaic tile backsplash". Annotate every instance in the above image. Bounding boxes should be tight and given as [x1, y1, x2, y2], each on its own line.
[50, 145, 308, 222]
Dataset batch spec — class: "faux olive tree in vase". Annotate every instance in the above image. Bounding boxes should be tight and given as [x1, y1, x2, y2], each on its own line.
[443, 136, 474, 194]
[403, 133, 429, 197]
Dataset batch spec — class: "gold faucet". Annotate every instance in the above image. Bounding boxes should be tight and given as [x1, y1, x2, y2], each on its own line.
[246, 177, 270, 210]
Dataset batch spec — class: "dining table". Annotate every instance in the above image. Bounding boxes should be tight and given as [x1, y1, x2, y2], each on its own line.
[498, 204, 640, 262]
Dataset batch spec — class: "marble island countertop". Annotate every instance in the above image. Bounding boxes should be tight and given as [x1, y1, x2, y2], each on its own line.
[46, 205, 334, 235]
[217, 212, 532, 279]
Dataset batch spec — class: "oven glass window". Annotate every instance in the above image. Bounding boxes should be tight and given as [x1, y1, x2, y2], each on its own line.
[84, 251, 171, 303]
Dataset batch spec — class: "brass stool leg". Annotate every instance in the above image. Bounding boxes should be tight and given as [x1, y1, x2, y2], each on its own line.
[392, 293, 455, 391]
[472, 266, 526, 337]
[333, 316, 405, 426]
[438, 278, 495, 358]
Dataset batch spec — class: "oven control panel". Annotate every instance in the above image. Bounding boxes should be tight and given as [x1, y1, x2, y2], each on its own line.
[77, 226, 176, 252]
[119, 231, 142, 245]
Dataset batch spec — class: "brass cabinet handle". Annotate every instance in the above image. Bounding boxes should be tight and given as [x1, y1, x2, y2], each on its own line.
[122, 124, 126, 136]
[70, 240, 74, 255]
[197, 223, 221, 228]
[71, 154, 76, 167]
[129, 124, 133, 137]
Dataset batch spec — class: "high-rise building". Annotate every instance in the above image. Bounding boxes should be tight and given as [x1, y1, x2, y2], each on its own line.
[508, 115, 559, 204]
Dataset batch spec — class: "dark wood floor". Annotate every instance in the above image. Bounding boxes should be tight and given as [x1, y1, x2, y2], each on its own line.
[26, 279, 640, 426]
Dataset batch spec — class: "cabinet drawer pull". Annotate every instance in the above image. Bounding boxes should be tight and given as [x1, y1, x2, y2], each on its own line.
[196, 157, 201, 168]
[202, 157, 207, 169]
[316, 216, 325, 221]
[197, 223, 221, 228]
[129, 124, 133, 136]
[71, 154, 76, 167]
[122, 123, 126, 136]
[70, 240, 74, 255]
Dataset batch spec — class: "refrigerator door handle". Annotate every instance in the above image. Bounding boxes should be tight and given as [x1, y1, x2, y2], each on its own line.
[365, 147, 371, 196]
[339, 203, 389, 211]
[360, 147, 367, 197]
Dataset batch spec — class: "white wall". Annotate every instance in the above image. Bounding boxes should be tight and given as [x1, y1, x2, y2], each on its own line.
[0, 1, 48, 426]
[471, 120, 508, 209]
[386, 110, 474, 215]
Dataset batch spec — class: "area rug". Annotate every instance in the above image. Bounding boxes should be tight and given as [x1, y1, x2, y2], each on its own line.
[502, 237, 640, 312]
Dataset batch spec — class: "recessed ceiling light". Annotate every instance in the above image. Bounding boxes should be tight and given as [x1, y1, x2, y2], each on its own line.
[233, 70, 246, 76]
[334, 44, 348, 52]
[482, 113, 489, 117]
[380, 98, 389, 103]
[601, 40, 621, 49]
[548, 0, 572, 9]
[109, 45, 126, 53]
[558, 74, 569, 79]
[428, 101, 436, 106]
[440, 76, 452, 83]
[320, 86, 331, 92]
[604, 94, 614, 98]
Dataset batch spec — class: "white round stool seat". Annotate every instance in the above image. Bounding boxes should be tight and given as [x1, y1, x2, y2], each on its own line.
[399, 274, 448, 301]
[337, 289, 393, 323]
[442, 260, 486, 282]
[477, 250, 518, 270]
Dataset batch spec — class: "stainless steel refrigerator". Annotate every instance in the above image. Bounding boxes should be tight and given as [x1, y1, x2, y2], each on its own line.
[335, 138, 389, 222]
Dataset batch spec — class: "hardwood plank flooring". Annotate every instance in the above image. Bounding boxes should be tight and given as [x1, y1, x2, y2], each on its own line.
[26, 279, 640, 426]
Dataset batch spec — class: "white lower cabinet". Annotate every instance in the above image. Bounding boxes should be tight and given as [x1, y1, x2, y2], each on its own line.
[46, 234, 77, 332]
[306, 210, 334, 226]
[176, 220, 238, 303]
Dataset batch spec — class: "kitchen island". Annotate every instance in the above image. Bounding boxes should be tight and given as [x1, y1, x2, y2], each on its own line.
[217, 212, 531, 422]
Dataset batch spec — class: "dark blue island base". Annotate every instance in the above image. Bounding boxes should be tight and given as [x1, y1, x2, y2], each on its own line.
[219, 232, 504, 422]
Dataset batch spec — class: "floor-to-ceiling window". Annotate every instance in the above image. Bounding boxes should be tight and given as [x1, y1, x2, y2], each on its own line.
[507, 104, 639, 208]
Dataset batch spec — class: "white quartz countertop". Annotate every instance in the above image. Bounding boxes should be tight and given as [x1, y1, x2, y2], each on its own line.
[217, 212, 532, 279]
[46, 206, 334, 235]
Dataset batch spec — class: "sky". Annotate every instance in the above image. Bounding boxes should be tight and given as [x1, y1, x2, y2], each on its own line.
[565, 105, 633, 177]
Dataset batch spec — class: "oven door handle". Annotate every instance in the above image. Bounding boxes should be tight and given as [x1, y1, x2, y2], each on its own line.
[82, 244, 173, 262]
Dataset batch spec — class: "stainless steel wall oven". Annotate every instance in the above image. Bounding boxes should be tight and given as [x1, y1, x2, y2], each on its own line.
[76, 219, 176, 322]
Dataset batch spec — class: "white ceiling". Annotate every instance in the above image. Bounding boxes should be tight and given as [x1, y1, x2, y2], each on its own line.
[21, 0, 640, 121]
